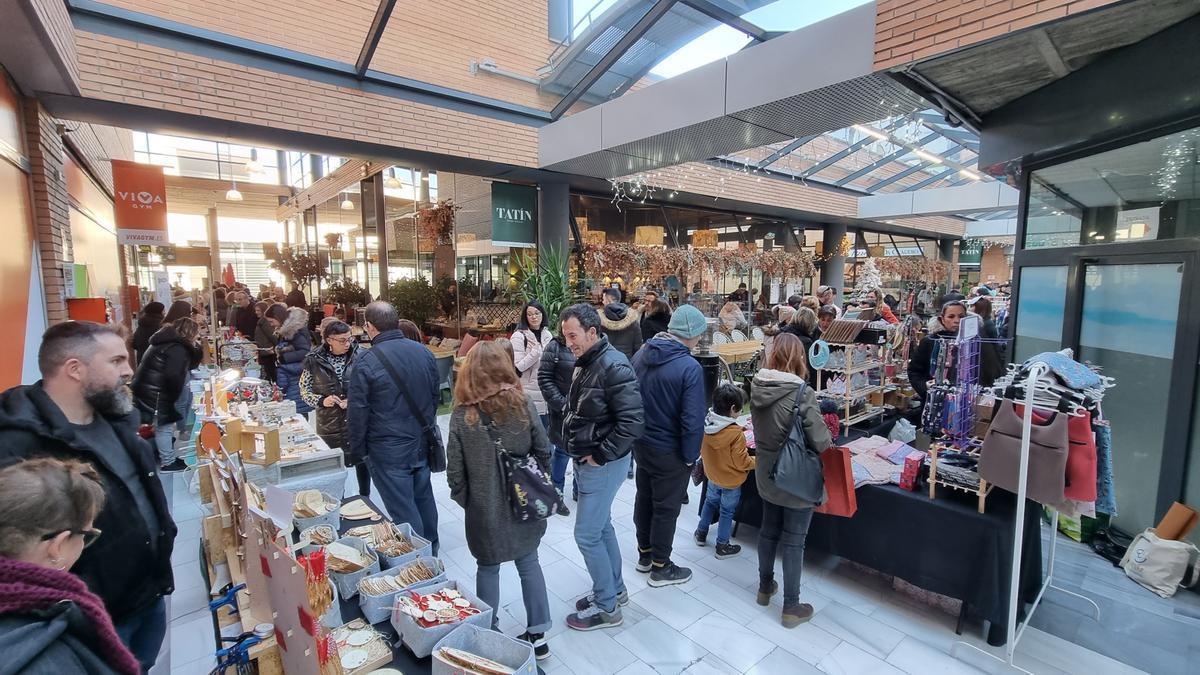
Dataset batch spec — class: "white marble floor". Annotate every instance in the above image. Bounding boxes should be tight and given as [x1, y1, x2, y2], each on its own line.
[163, 418, 1154, 675]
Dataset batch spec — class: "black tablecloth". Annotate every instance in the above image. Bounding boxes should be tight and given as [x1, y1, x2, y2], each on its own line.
[701, 476, 1043, 646]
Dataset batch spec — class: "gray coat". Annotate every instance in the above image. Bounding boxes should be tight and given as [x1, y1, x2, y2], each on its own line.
[446, 395, 550, 565]
[749, 369, 833, 509]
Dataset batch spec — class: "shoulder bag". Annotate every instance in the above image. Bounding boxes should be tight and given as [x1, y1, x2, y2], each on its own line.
[373, 347, 447, 473]
[770, 383, 826, 504]
[977, 400, 1067, 505]
[1120, 528, 1200, 598]
[480, 410, 564, 522]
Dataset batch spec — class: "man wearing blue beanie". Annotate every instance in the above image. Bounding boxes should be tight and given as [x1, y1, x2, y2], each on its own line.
[629, 304, 708, 587]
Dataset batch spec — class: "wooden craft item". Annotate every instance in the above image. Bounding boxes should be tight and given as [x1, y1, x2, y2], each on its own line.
[240, 425, 281, 466]
[358, 560, 438, 596]
[339, 499, 381, 521]
[436, 647, 516, 675]
[198, 421, 223, 458]
[294, 490, 335, 518]
[222, 418, 243, 451]
[326, 542, 372, 573]
[820, 319, 868, 344]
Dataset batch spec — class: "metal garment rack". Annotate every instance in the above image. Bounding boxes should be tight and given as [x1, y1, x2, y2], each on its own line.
[953, 362, 1101, 673]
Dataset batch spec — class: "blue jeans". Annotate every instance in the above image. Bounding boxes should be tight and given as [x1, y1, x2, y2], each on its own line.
[573, 453, 631, 613]
[155, 386, 193, 465]
[757, 502, 814, 607]
[540, 415, 574, 496]
[477, 551, 552, 634]
[367, 454, 440, 554]
[115, 597, 167, 673]
[696, 482, 742, 545]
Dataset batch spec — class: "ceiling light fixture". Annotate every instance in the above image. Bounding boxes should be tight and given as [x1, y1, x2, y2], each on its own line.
[340, 194, 354, 210]
[384, 168, 402, 189]
[914, 150, 943, 164]
[958, 169, 981, 180]
[852, 124, 888, 140]
[222, 143, 243, 201]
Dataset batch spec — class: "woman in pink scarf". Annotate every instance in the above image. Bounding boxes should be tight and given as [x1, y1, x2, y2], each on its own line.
[0, 457, 141, 675]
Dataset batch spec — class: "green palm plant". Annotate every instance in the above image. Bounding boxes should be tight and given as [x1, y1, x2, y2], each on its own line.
[515, 246, 580, 332]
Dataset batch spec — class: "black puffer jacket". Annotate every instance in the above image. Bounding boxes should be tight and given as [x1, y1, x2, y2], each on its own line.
[130, 314, 162, 364]
[640, 311, 671, 342]
[302, 343, 358, 454]
[131, 326, 200, 426]
[563, 336, 644, 464]
[0, 384, 177, 623]
[537, 336, 576, 447]
[600, 303, 643, 359]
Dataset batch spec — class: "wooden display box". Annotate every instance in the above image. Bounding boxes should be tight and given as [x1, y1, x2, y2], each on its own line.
[239, 426, 281, 465]
[222, 418, 243, 451]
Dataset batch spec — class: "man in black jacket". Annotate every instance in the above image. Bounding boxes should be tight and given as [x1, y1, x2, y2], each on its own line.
[537, 335, 576, 514]
[0, 321, 177, 672]
[599, 287, 642, 359]
[347, 301, 440, 552]
[558, 304, 644, 632]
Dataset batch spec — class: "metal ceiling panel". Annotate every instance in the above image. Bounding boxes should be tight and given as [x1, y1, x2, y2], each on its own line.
[609, 115, 790, 166]
[728, 74, 926, 140]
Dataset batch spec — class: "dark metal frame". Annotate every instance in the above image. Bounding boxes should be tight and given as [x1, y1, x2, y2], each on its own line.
[679, 0, 769, 42]
[1009, 114, 1200, 523]
[355, 0, 398, 77]
[550, 0, 679, 119]
[755, 135, 818, 170]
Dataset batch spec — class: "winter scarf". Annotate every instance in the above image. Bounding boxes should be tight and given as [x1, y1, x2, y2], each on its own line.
[0, 557, 140, 675]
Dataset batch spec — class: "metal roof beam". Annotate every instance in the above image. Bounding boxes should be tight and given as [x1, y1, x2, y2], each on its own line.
[834, 131, 938, 186]
[355, 0, 398, 78]
[864, 143, 960, 192]
[550, 0, 679, 120]
[680, 0, 769, 41]
[796, 117, 907, 179]
[755, 134, 819, 170]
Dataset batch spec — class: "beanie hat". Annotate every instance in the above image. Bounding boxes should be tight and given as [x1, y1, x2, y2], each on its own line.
[668, 304, 708, 339]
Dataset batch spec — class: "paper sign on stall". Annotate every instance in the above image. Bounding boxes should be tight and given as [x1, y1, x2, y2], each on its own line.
[264, 484, 295, 531]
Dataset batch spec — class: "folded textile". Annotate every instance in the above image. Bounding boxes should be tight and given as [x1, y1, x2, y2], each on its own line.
[844, 435, 890, 456]
[851, 451, 894, 487]
[874, 440, 918, 464]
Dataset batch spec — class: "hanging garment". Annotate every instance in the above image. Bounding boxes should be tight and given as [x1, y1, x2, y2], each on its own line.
[1018, 406, 1098, 502]
[1021, 351, 1103, 390]
[1094, 421, 1118, 516]
[978, 400, 1069, 505]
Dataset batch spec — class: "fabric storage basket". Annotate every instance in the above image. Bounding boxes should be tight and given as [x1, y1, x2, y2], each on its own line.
[379, 522, 434, 570]
[320, 579, 342, 629]
[329, 536, 380, 600]
[391, 579, 493, 658]
[432, 624, 536, 675]
[357, 557, 447, 625]
[297, 525, 337, 558]
[293, 492, 341, 532]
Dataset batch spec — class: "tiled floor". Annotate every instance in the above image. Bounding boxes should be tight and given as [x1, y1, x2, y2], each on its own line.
[163, 417, 1186, 674]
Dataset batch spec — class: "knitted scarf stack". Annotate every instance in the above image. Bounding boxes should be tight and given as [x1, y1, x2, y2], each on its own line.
[0, 557, 141, 675]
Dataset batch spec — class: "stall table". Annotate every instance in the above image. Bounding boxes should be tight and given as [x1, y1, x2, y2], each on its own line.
[701, 475, 1042, 646]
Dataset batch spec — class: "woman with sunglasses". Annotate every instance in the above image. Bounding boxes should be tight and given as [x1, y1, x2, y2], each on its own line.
[0, 457, 141, 675]
[300, 320, 368, 495]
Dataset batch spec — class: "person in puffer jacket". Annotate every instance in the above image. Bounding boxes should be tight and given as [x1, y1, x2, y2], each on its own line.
[749, 333, 832, 630]
[537, 334, 576, 511]
[629, 304, 707, 588]
[558, 304, 643, 633]
[275, 307, 314, 414]
[599, 288, 642, 359]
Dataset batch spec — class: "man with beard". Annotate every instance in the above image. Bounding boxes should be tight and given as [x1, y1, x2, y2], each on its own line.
[0, 321, 177, 672]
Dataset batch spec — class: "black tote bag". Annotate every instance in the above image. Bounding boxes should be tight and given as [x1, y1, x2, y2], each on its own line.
[770, 384, 826, 504]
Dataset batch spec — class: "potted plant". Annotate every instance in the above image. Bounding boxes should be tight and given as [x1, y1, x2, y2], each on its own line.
[515, 246, 580, 330]
[387, 277, 440, 330]
[325, 278, 372, 309]
[270, 251, 328, 287]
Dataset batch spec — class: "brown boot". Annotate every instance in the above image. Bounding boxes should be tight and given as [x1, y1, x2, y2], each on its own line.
[781, 603, 814, 628]
[756, 578, 778, 606]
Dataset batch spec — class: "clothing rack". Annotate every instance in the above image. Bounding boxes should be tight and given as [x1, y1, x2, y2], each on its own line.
[954, 362, 1102, 673]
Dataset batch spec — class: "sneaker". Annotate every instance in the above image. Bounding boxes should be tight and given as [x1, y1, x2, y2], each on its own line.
[714, 542, 741, 559]
[574, 589, 629, 612]
[647, 562, 693, 588]
[517, 631, 550, 660]
[557, 502, 571, 517]
[159, 459, 188, 473]
[756, 578, 778, 606]
[781, 603, 814, 628]
[694, 531, 707, 546]
[635, 551, 653, 573]
[566, 604, 623, 631]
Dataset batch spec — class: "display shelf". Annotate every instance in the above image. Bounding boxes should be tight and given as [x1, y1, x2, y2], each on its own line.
[843, 407, 886, 427]
[816, 384, 885, 400]
[818, 359, 883, 374]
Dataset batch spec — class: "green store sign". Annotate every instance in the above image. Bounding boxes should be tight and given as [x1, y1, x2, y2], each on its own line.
[959, 238, 984, 265]
[491, 183, 538, 248]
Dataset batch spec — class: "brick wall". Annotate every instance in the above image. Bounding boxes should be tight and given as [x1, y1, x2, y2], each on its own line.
[28, 0, 80, 88]
[875, 0, 1122, 69]
[24, 100, 72, 325]
[980, 243, 1012, 282]
[74, 31, 540, 168]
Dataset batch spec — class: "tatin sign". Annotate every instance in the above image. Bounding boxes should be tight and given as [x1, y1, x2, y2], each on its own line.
[112, 159, 168, 245]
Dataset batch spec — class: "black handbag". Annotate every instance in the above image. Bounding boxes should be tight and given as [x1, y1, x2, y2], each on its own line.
[770, 384, 825, 504]
[481, 411, 564, 522]
[373, 347, 448, 473]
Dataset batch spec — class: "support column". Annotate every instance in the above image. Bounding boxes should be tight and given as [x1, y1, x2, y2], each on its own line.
[939, 238, 957, 294]
[537, 181, 570, 257]
[206, 207, 220, 284]
[821, 222, 847, 304]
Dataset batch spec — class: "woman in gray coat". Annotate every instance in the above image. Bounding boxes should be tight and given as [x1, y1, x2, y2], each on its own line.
[749, 333, 833, 629]
[447, 341, 553, 659]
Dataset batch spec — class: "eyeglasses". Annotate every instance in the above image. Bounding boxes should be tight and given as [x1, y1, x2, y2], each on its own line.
[329, 336, 352, 344]
[42, 527, 103, 548]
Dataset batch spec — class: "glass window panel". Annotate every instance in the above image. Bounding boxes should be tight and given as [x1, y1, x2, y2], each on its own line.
[1012, 266, 1067, 362]
[1079, 263, 1183, 532]
[1025, 124, 1199, 249]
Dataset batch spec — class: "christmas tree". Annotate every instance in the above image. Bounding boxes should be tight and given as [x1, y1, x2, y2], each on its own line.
[853, 257, 883, 301]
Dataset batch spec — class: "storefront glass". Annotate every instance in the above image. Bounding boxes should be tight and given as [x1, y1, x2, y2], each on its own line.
[1024, 125, 1200, 249]
[1012, 266, 1067, 362]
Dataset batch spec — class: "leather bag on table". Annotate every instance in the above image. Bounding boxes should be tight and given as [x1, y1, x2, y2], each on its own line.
[978, 400, 1068, 505]
[814, 446, 857, 518]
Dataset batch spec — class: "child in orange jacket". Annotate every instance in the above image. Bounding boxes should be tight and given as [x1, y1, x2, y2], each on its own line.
[694, 383, 756, 558]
